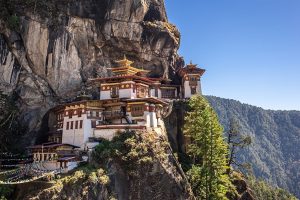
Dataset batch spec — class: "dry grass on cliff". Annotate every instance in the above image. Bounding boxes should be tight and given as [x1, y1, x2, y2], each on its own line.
[25, 164, 110, 200]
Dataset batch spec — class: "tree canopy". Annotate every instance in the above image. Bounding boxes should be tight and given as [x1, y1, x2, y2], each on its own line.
[184, 95, 231, 200]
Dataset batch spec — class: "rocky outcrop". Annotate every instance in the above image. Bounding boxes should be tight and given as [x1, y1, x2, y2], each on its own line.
[15, 130, 194, 200]
[164, 100, 188, 154]
[0, 0, 181, 143]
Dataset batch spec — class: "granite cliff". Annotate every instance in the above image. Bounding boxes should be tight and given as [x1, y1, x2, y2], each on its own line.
[2, 0, 297, 199]
[0, 0, 181, 146]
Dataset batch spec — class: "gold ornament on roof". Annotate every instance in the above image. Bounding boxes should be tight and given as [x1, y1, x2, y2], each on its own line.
[110, 55, 149, 76]
[187, 61, 198, 69]
[115, 55, 134, 68]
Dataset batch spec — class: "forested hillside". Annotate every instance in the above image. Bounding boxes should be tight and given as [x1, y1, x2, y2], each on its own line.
[206, 96, 300, 198]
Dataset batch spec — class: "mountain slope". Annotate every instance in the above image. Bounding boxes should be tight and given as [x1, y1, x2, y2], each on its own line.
[206, 96, 300, 198]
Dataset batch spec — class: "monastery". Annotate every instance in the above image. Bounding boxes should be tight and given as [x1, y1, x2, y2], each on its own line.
[27, 56, 205, 172]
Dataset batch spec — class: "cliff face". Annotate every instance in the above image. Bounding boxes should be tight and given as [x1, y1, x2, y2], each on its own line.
[0, 0, 181, 143]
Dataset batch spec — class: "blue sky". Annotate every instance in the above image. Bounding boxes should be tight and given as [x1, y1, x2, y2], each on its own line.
[165, 0, 300, 110]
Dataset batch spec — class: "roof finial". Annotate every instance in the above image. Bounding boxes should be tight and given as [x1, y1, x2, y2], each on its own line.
[190, 60, 193, 65]
[123, 54, 127, 60]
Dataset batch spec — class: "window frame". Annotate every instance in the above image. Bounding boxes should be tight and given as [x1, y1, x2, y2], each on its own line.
[131, 105, 144, 117]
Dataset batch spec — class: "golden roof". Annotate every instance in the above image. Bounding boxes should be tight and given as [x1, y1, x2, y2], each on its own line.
[110, 55, 149, 76]
[186, 61, 198, 69]
[178, 61, 205, 77]
[115, 55, 134, 68]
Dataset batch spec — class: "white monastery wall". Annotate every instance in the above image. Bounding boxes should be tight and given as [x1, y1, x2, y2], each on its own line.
[93, 129, 123, 141]
[184, 81, 192, 98]
[83, 115, 92, 148]
[119, 88, 135, 98]
[62, 114, 90, 149]
[100, 90, 111, 100]
[150, 111, 158, 128]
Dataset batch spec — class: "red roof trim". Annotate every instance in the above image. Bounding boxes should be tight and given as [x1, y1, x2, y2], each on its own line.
[27, 143, 80, 149]
[123, 97, 169, 105]
[89, 75, 156, 84]
[96, 125, 146, 129]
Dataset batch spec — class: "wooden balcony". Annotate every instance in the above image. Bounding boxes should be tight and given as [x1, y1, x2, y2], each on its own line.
[103, 110, 125, 120]
[189, 81, 198, 86]
[161, 89, 177, 99]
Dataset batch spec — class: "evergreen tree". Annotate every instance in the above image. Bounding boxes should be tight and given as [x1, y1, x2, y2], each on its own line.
[226, 118, 252, 174]
[247, 175, 298, 200]
[184, 95, 231, 200]
[0, 91, 22, 153]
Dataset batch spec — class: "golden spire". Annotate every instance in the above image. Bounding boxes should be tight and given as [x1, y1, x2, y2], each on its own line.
[115, 55, 134, 68]
[187, 61, 198, 69]
[110, 55, 149, 76]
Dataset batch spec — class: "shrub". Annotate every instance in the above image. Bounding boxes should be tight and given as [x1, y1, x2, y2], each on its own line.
[92, 130, 169, 176]
[7, 15, 19, 30]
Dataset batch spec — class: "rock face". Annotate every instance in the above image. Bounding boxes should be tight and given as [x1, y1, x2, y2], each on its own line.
[0, 0, 181, 143]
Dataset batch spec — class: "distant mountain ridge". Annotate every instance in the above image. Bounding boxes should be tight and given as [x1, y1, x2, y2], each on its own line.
[206, 95, 300, 198]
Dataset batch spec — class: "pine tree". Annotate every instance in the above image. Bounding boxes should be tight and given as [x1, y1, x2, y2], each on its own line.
[184, 95, 231, 200]
[226, 118, 252, 174]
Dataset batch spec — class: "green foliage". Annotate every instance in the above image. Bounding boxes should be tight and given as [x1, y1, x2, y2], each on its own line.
[206, 95, 300, 198]
[88, 168, 110, 185]
[226, 118, 252, 174]
[7, 15, 19, 30]
[0, 92, 23, 153]
[0, 0, 68, 30]
[184, 95, 232, 200]
[247, 175, 298, 200]
[92, 130, 168, 176]
[56, 164, 109, 187]
[0, 185, 13, 200]
[0, 0, 20, 30]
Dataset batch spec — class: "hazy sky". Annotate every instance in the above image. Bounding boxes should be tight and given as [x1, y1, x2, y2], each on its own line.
[165, 0, 300, 111]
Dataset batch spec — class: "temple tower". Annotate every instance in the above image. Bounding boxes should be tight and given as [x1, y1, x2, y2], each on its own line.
[178, 62, 205, 98]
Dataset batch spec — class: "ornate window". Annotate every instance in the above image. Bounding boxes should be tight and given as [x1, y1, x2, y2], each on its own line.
[137, 86, 148, 98]
[189, 76, 199, 86]
[161, 89, 176, 98]
[91, 121, 96, 128]
[111, 86, 119, 98]
[68, 110, 72, 118]
[131, 105, 144, 117]
[191, 87, 197, 95]
[75, 121, 78, 129]
[80, 120, 83, 129]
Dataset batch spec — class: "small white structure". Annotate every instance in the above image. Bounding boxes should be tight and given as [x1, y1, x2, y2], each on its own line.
[61, 102, 103, 149]
[178, 62, 205, 98]
[28, 142, 80, 173]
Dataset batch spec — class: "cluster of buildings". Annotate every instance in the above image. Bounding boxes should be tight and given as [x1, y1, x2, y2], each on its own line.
[27, 56, 205, 172]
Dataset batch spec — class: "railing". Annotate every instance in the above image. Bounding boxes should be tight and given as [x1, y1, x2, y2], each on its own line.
[111, 93, 119, 98]
[103, 110, 124, 119]
[161, 90, 177, 99]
